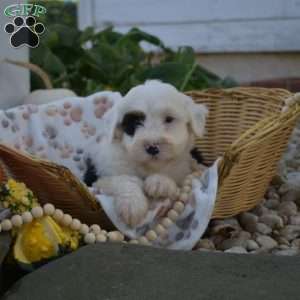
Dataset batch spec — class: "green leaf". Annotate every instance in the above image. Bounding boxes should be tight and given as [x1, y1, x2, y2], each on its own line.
[138, 62, 192, 89]
[43, 49, 66, 75]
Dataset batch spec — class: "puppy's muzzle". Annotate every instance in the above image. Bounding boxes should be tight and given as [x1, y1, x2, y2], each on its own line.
[145, 144, 160, 156]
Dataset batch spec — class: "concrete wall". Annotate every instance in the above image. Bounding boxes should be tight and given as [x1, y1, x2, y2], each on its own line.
[198, 53, 300, 83]
[0, 0, 29, 109]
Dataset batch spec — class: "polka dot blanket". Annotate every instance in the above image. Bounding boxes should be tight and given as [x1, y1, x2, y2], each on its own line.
[0, 91, 219, 250]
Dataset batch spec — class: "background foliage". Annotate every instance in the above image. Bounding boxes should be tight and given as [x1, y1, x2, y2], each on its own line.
[30, 1, 236, 95]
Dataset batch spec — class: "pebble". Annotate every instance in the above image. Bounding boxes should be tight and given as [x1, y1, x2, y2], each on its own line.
[280, 225, 300, 241]
[259, 214, 283, 229]
[289, 215, 300, 225]
[246, 240, 259, 251]
[219, 238, 247, 251]
[196, 239, 215, 250]
[224, 246, 248, 254]
[273, 249, 299, 256]
[256, 223, 271, 235]
[238, 212, 258, 233]
[278, 201, 298, 217]
[256, 235, 278, 250]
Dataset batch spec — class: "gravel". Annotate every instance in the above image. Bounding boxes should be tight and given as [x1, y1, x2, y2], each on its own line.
[195, 120, 300, 256]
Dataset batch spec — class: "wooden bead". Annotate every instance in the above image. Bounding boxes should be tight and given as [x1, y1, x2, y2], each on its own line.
[183, 178, 192, 187]
[108, 231, 124, 242]
[183, 185, 192, 193]
[96, 234, 107, 242]
[138, 236, 150, 246]
[11, 215, 23, 227]
[161, 217, 173, 228]
[1, 219, 12, 231]
[22, 211, 33, 223]
[101, 230, 108, 235]
[84, 233, 96, 244]
[179, 193, 189, 203]
[167, 209, 179, 221]
[145, 230, 157, 241]
[43, 203, 55, 216]
[90, 224, 101, 234]
[129, 239, 139, 244]
[31, 206, 43, 219]
[53, 209, 64, 222]
[62, 214, 72, 226]
[173, 201, 185, 213]
[154, 224, 166, 236]
[70, 218, 81, 230]
[80, 224, 89, 235]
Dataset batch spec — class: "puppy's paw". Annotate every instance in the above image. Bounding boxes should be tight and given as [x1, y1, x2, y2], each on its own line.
[94, 175, 148, 227]
[115, 191, 148, 227]
[144, 174, 178, 200]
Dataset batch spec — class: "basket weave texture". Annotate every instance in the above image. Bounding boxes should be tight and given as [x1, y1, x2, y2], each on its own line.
[0, 87, 299, 227]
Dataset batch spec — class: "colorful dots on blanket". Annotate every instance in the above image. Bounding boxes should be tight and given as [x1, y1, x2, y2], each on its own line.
[2, 119, 9, 128]
[93, 96, 113, 119]
[43, 125, 58, 140]
[46, 105, 58, 116]
[64, 119, 72, 126]
[27, 104, 39, 114]
[22, 112, 29, 120]
[80, 123, 97, 138]
[70, 107, 82, 123]
[23, 136, 33, 148]
[63, 102, 71, 109]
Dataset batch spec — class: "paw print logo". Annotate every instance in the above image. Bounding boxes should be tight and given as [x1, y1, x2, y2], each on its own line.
[4, 16, 45, 48]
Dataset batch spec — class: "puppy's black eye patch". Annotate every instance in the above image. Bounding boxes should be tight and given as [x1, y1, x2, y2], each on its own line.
[121, 112, 145, 136]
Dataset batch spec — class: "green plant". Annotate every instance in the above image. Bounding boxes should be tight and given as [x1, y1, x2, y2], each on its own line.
[30, 5, 236, 95]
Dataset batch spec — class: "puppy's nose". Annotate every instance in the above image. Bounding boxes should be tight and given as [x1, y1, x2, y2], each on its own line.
[145, 145, 160, 156]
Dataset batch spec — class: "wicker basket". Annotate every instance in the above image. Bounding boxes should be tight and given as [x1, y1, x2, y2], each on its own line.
[0, 87, 299, 229]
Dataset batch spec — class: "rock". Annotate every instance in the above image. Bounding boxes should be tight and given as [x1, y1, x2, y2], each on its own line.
[224, 246, 248, 254]
[251, 204, 269, 217]
[196, 239, 215, 250]
[219, 238, 247, 251]
[256, 223, 272, 235]
[259, 214, 283, 229]
[280, 225, 300, 241]
[273, 249, 299, 256]
[278, 245, 290, 250]
[246, 240, 259, 251]
[289, 215, 300, 226]
[264, 199, 280, 210]
[210, 224, 239, 238]
[209, 234, 226, 248]
[275, 236, 290, 246]
[256, 236, 278, 250]
[5, 243, 300, 300]
[238, 212, 258, 233]
[237, 231, 252, 240]
[211, 218, 240, 228]
[291, 238, 300, 249]
[281, 190, 300, 203]
[278, 201, 298, 217]
[278, 184, 290, 195]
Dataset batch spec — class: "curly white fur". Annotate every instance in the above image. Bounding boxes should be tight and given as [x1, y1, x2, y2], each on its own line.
[90, 80, 208, 227]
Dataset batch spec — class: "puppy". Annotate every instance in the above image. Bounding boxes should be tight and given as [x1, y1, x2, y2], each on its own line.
[87, 80, 208, 227]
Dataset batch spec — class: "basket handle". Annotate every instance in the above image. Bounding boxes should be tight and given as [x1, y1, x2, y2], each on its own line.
[3, 59, 53, 89]
[281, 92, 300, 113]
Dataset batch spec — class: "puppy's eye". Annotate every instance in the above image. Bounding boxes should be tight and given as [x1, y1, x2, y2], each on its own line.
[121, 112, 145, 136]
[164, 116, 174, 124]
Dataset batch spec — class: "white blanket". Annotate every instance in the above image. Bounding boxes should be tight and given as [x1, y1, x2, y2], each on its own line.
[0, 92, 219, 250]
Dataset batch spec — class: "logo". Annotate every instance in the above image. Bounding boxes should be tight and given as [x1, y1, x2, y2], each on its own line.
[4, 4, 46, 48]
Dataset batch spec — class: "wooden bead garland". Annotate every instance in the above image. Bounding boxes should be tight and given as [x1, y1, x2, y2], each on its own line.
[0, 169, 201, 247]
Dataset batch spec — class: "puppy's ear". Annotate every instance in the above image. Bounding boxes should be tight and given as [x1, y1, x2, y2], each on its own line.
[187, 100, 208, 137]
[104, 104, 123, 142]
